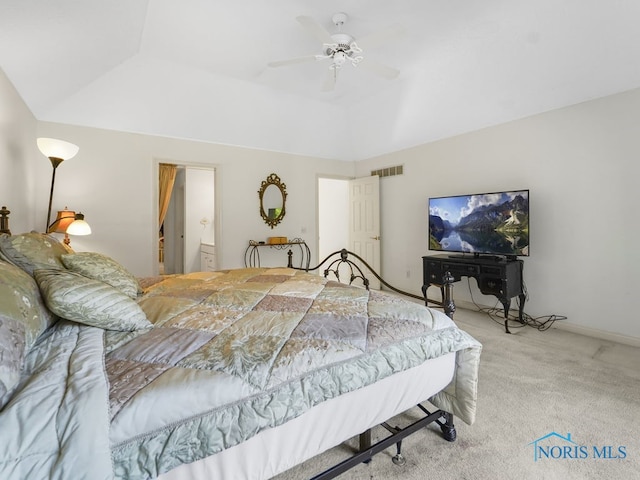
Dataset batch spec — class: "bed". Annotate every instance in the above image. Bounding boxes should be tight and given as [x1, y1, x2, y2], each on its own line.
[0, 221, 481, 479]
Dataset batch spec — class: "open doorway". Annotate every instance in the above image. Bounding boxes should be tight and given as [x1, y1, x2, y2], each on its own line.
[160, 165, 216, 275]
[318, 177, 349, 264]
[318, 175, 381, 289]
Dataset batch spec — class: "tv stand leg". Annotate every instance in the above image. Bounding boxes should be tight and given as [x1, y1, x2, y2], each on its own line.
[442, 271, 455, 319]
[518, 293, 526, 324]
[501, 299, 511, 334]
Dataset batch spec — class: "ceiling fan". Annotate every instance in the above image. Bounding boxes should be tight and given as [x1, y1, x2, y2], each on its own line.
[268, 12, 403, 92]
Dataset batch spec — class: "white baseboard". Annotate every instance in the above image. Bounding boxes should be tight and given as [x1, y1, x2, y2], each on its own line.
[550, 321, 640, 348]
[452, 300, 640, 348]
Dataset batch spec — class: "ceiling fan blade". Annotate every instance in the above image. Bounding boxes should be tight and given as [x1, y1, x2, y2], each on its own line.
[296, 15, 334, 44]
[268, 55, 321, 68]
[353, 24, 406, 51]
[357, 58, 400, 79]
[321, 68, 336, 92]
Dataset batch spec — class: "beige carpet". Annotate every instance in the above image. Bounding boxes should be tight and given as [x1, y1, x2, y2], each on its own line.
[273, 308, 640, 480]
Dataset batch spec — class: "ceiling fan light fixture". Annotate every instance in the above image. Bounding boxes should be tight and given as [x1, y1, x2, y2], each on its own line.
[333, 51, 347, 66]
[331, 33, 353, 46]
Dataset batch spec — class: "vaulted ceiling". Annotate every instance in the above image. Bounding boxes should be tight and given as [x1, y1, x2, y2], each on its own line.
[2, 0, 640, 160]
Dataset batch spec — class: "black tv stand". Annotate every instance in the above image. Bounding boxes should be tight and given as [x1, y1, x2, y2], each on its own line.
[447, 254, 471, 259]
[422, 254, 525, 333]
[448, 253, 511, 262]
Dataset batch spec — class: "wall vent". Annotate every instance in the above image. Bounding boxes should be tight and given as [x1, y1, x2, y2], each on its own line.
[371, 165, 403, 178]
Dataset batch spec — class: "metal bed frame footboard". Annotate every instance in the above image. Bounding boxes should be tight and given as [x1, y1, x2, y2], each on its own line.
[291, 248, 454, 316]
[289, 249, 458, 479]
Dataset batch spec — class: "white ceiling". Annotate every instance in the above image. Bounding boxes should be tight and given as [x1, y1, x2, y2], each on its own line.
[2, 0, 640, 160]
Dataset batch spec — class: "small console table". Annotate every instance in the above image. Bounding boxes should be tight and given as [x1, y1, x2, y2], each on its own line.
[245, 239, 310, 270]
[422, 254, 525, 333]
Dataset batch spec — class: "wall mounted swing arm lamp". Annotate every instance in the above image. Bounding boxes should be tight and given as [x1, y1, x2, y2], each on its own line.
[37, 137, 80, 232]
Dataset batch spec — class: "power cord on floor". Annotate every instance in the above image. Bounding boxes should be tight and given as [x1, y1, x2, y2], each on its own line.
[465, 278, 567, 331]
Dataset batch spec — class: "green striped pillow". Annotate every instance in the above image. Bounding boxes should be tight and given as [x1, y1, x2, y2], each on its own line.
[61, 252, 141, 299]
[34, 269, 152, 332]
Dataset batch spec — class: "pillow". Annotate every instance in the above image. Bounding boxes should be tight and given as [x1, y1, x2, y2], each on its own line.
[34, 268, 152, 332]
[61, 252, 142, 299]
[0, 231, 72, 276]
[0, 260, 56, 408]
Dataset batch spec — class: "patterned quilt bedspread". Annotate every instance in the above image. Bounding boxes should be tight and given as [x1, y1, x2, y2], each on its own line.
[0, 267, 481, 480]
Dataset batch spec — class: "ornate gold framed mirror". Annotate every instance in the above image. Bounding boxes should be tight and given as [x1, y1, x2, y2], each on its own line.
[258, 173, 287, 228]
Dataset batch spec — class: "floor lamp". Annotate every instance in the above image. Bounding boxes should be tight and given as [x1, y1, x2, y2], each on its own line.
[37, 138, 79, 232]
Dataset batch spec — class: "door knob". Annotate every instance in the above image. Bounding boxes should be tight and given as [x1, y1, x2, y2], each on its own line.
[371, 236, 380, 240]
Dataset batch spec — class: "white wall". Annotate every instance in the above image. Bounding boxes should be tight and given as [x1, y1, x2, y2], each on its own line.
[31, 121, 355, 277]
[356, 88, 640, 342]
[0, 68, 38, 233]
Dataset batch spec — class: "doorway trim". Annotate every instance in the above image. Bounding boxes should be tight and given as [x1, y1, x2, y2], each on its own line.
[153, 158, 221, 275]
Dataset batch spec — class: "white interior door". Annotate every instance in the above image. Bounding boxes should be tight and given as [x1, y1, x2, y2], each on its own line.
[164, 170, 185, 275]
[349, 175, 381, 289]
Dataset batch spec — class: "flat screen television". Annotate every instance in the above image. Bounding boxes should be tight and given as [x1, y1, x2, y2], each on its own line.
[428, 189, 529, 258]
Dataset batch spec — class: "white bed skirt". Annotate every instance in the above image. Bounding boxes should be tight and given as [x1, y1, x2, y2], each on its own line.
[159, 350, 456, 480]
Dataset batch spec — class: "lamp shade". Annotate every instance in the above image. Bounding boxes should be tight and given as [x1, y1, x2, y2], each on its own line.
[66, 213, 91, 236]
[37, 138, 79, 160]
[49, 208, 76, 233]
